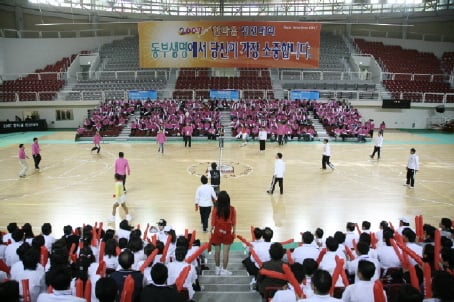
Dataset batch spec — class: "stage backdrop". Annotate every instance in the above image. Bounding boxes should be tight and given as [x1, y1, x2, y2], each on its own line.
[138, 21, 320, 68]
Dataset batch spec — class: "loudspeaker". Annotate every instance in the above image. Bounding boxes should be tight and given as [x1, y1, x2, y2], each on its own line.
[435, 105, 445, 113]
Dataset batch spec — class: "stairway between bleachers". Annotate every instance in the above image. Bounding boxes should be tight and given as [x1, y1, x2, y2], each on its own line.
[309, 112, 328, 141]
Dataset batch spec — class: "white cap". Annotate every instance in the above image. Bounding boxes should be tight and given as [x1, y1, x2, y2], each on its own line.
[399, 217, 410, 224]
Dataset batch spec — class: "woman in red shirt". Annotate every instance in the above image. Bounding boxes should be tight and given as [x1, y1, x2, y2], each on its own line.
[210, 191, 236, 276]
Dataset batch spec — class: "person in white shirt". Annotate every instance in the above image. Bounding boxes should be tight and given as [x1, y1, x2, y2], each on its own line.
[195, 175, 217, 233]
[299, 269, 341, 301]
[345, 222, 360, 251]
[292, 232, 320, 264]
[346, 241, 380, 283]
[41, 223, 56, 252]
[322, 139, 334, 170]
[258, 127, 268, 152]
[271, 262, 307, 302]
[37, 267, 86, 302]
[370, 131, 384, 160]
[267, 153, 286, 195]
[4, 229, 24, 267]
[319, 237, 346, 288]
[167, 246, 197, 300]
[402, 228, 423, 266]
[342, 260, 386, 302]
[405, 148, 419, 188]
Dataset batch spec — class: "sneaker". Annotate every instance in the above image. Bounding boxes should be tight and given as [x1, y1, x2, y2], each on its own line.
[369, 155, 373, 159]
[409, 186, 414, 189]
[220, 269, 232, 276]
[125, 214, 132, 221]
[266, 190, 272, 194]
[329, 164, 335, 170]
[403, 183, 409, 187]
[215, 266, 221, 275]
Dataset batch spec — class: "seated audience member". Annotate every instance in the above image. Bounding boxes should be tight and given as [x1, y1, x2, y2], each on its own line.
[397, 285, 423, 302]
[314, 227, 325, 248]
[346, 241, 380, 282]
[423, 271, 454, 302]
[242, 227, 264, 276]
[95, 277, 118, 302]
[140, 262, 184, 302]
[376, 227, 402, 276]
[41, 223, 56, 252]
[104, 239, 119, 273]
[257, 242, 287, 298]
[345, 222, 360, 250]
[117, 220, 134, 240]
[3, 222, 19, 244]
[166, 246, 197, 300]
[361, 221, 371, 234]
[375, 220, 389, 246]
[14, 247, 45, 302]
[110, 250, 143, 302]
[61, 225, 80, 253]
[342, 260, 383, 302]
[39, 267, 86, 302]
[423, 224, 436, 243]
[292, 231, 320, 264]
[319, 236, 346, 287]
[397, 217, 413, 235]
[0, 280, 20, 302]
[402, 228, 423, 266]
[439, 218, 453, 239]
[250, 227, 274, 275]
[4, 228, 24, 267]
[304, 269, 341, 301]
[271, 262, 304, 302]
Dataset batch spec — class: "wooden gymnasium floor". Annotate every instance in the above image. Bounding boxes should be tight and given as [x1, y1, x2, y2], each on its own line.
[0, 130, 453, 241]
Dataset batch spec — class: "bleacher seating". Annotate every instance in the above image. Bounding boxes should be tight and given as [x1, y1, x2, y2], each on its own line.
[354, 39, 454, 103]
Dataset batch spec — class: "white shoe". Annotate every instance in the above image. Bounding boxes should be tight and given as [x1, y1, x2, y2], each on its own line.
[215, 266, 221, 275]
[220, 269, 232, 276]
[126, 214, 132, 221]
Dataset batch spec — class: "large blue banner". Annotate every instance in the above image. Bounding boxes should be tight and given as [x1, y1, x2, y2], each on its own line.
[210, 89, 240, 100]
[128, 90, 157, 100]
[290, 90, 319, 100]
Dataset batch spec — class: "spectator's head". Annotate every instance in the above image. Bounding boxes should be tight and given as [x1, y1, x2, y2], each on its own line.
[346, 222, 356, 232]
[362, 221, 371, 231]
[397, 285, 423, 302]
[176, 236, 189, 249]
[127, 238, 143, 253]
[402, 228, 417, 243]
[253, 228, 263, 241]
[41, 223, 52, 236]
[262, 227, 274, 242]
[333, 231, 346, 244]
[359, 232, 371, 246]
[315, 228, 324, 239]
[45, 267, 73, 290]
[155, 241, 165, 254]
[311, 270, 332, 295]
[175, 246, 188, 262]
[103, 229, 115, 241]
[302, 231, 314, 244]
[423, 244, 435, 265]
[151, 263, 168, 285]
[268, 242, 285, 261]
[383, 227, 394, 246]
[118, 238, 128, 250]
[16, 242, 31, 261]
[0, 280, 20, 302]
[423, 224, 436, 242]
[356, 241, 370, 256]
[129, 229, 141, 241]
[143, 243, 155, 258]
[63, 225, 73, 236]
[290, 262, 305, 284]
[11, 229, 24, 243]
[379, 220, 389, 230]
[431, 271, 454, 300]
[118, 250, 134, 270]
[302, 258, 318, 277]
[357, 260, 375, 281]
[325, 236, 339, 252]
[440, 218, 452, 231]
[6, 222, 18, 234]
[95, 277, 118, 302]
[105, 239, 118, 257]
[399, 217, 410, 227]
[119, 219, 133, 231]
[22, 223, 34, 238]
[22, 247, 40, 270]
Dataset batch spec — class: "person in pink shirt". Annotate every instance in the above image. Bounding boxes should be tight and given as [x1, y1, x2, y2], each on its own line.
[156, 128, 167, 154]
[18, 144, 29, 178]
[31, 137, 41, 170]
[182, 123, 193, 148]
[115, 152, 131, 192]
[91, 131, 103, 154]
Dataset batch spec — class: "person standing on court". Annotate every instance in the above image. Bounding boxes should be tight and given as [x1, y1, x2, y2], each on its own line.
[405, 148, 419, 188]
[208, 162, 221, 195]
[258, 127, 267, 152]
[322, 138, 335, 170]
[370, 130, 384, 160]
[115, 152, 130, 192]
[18, 144, 29, 178]
[182, 123, 193, 148]
[91, 131, 102, 154]
[195, 175, 217, 232]
[31, 137, 41, 171]
[267, 152, 286, 195]
[217, 126, 225, 149]
[156, 128, 166, 154]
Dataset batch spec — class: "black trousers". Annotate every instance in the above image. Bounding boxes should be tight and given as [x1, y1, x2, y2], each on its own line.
[33, 154, 41, 169]
[271, 177, 283, 194]
[184, 135, 192, 147]
[322, 155, 331, 169]
[371, 146, 381, 159]
[259, 140, 266, 151]
[406, 168, 416, 187]
[199, 206, 212, 231]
